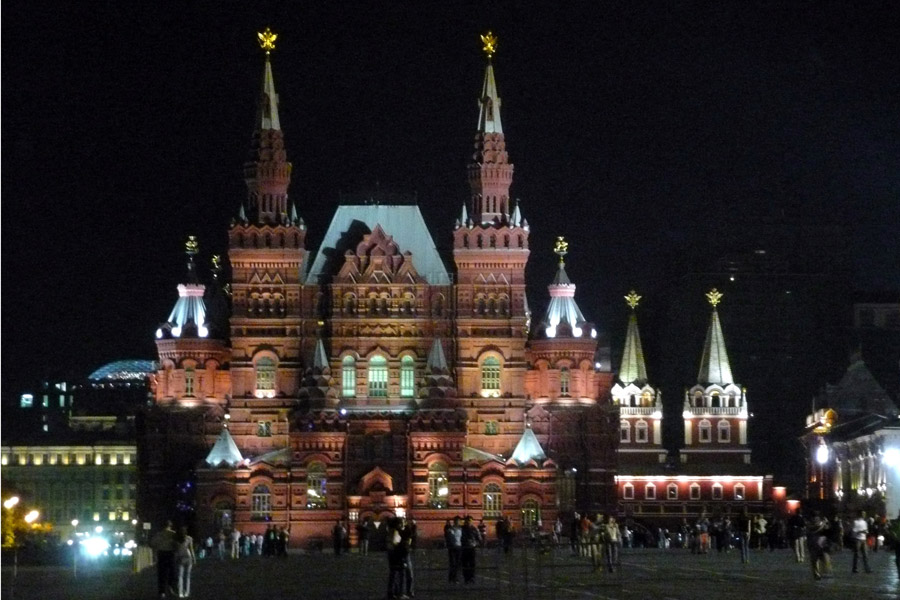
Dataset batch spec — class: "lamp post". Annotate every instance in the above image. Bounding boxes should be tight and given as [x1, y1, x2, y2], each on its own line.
[71, 519, 79, 577]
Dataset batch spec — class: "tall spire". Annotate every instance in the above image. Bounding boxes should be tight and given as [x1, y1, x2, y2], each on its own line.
[244, 28, 292, 225]
[468, 31, 514, 225]
[697, 289, 734, 385]
[619, 291, 648, 384]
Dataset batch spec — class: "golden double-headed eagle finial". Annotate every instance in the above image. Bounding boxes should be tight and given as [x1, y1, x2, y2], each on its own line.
[481, 31, 498, 59]
[625, 290, 642, 310]
[706, 288, 724, 307]
[553, 236, 568, 256]
[258, 27, 278, 54]
[185, 235, 199, 256]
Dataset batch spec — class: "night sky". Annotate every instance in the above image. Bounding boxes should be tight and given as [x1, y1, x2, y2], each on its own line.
[3, 3, 899, 411]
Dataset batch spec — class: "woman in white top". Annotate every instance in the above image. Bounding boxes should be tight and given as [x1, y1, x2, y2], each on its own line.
[175, 526, 196, 598]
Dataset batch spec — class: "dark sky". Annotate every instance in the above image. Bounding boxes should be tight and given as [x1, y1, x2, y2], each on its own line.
[3, 1, 899, 401]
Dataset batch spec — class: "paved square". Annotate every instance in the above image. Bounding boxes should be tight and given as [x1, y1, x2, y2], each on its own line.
[2, 545, 896, 599]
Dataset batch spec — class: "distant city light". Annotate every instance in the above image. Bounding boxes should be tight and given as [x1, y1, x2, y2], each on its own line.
[883, 447, 900, 467]
[81, 536, 109, 558]
[3, 496, 20, 510]
[24, 510, 40, 524]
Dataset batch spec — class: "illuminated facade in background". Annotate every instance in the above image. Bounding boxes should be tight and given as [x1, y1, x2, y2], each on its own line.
[614, 290, 773, 521]
[140, 33, 617, 543]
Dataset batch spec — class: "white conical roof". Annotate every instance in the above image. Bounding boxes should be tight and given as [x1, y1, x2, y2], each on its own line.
[205, 427, 243, 467]
[698, 309, 734, 385]
[427, 338, 448, 371]
[476, 62, 503, 134]
[542, 262, 591, 339]
[510, 427, 547, 465]
[257, 57, 281, 131]
[313, 339, 329, 370]
[619, 313, 648, 384]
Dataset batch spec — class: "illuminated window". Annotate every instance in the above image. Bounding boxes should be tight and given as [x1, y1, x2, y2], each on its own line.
[699, 420, 712, 443]
[645, 483, 656, 500]
[306, 463, 327, 509]
[717, 420, 731, 443]
[623, 483, 634, 500]
[428, 462, 449, 508]
[95, 454, 103, 466]
[367, 356, 388, 397]
[712, 484, 723, 500]
[400, 356, 416, 397]
[251, 484, 272, 519]
[559, 367, 570, 396]
[480, 357, 501, 395]
[484, 421, 499, 435]
[121, 511, 130, 521]
[184, 366, 195, 397]
[521, 499, 540, 528]
[689, 483, 701, 500]
[635, 420, 649, 443]
[667, 484, 678, 500]
[342, 356, 356, 398]
[108, 511, 117, 521]
[20, 394, 33, 408]
[483, 483, 502, 518]
[734, 484, 745, 501]
[255, 357, 276, 396]
[93, 512, 100, 522]
[257, 421, 272, 437]
[620, 420, 630, 443]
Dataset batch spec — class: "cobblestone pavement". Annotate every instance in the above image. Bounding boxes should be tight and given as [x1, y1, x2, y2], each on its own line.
[2, 546, 896, 600]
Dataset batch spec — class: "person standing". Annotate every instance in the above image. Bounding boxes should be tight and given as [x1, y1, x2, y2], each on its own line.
[174, 526, 195, 599]
[807, 511, 830, 580]
[604, 515, 621, 573]
[229, 528, 241, 559]
[386, 518, 405, 599]
[736, 508, 752, 564]
[461, 516, 482, 584]
[753, 514, 767, 550]
[851, 510, 872, 574]
[445, 517, 463, 583]
[216, 530, 226, 560]
[357, 518, 370, 556]
[477, 519, 487, 548]
[788, 509, 806, 563]
[332, 520, 346, 556]
[150, 520, 177, 599]
[402, 518, 416, 598]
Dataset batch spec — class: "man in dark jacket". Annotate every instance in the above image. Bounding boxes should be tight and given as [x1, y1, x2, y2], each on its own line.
[461, 516, 482, 584]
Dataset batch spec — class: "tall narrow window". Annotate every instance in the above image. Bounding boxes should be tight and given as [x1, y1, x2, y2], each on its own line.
[620, 420, 631, 443]
[717, 420, 731, 443]
[306, 462, 327, 509]
[559, 367, 570, 396]
[255, 357, 276, 397]
[689, 483, 701, 500]
[521, 499, 540, 528]
[400, 356, 415, 397]
[667, 484, 678, 500]
[427, 463, 449, 508]
[623, 483, 635, 500]
[251, 485, 271, 520]
[635, 420, 649, 443]
[184, 366, 195, 397]
[342, 356, 356, 398]
[368, 355, 388, 397]
[483, 483, 502, 518]
[481, 357, 501, 396]
[712, 483, 723, 500]
[257, 421, 272, 437]
[698, 419, 712, 443]
[645, 484, 656, 500]
[734, 484, 745, 501]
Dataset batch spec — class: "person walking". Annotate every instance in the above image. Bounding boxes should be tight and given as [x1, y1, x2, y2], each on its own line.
[150, 520, 177, 599]
[461, 516, 482, 584]
[174, 526, 195, 599]
[402, 518, 416, 598]
[788, 509, 806, 563]
[589, 514, 604, 572]
[736, 508, 752, 564]
[807, 511, 831, 580]
[386, 518, 406, 599]
[851, 510, 872, 574]
[445, 517, 463, 583]
[604, 515, 621, 573]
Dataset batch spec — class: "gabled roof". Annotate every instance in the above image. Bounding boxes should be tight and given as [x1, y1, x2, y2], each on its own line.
[305, 205, 450, 285]
[204, 428, 243, 468]
[509, 427, 547, 465]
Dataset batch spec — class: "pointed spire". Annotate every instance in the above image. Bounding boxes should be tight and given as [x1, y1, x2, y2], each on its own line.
[697, 289, 734, 385]
[290, 202, 299, 224]
[619, 291, 648, 384]
[510, 199, 522, 227]
[205, 427, 244, 467]
[238, 203, 248, 223]
[476, 33, 503, 135]
[427, 338, 448, 372]
[541, 237, 592, 339]
[256, 29, 281, 131]
[312, 338, 329, 371]
[509, 426, 547, 465]
[459, 203, 469, 227]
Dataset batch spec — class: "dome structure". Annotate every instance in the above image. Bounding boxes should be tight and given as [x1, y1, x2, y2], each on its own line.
[88, 359, 157, 381]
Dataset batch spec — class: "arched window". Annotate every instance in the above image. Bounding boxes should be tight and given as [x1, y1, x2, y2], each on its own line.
[184, 366, 195, 397]
[733, 483, 745, 501]
[559, 367, 570, 396]
[427, 463, 449, 508]
[255, 357, 276, 398]
[344, 294, 357, 315]
[480, 357, 501, 396]
[521, 499, 540, 528]
[666, 483, 678, 500]
[635, 420, 649, 443]
[368, 355, 388, 397]
[712, 483, 723, 500]
[645, 483, 656, 500]
[623, 483, 635, 500]
[483, 483, 502, 518]
[306, 462, 327, 509]
[400, 356, 416, 398]
[689, 483, 701, 500]
[717, 420, 731, 443]
[620, 420, 631, 443]
[698, 419, 712, 443]
[342, 356, 356, 398]
[251, 484, 271, 520]
[711, 393, 720, 408]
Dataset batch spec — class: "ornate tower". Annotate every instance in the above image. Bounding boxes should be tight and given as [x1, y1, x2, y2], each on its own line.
[227, 29, 307, 456]
[681, 289, 751, 466]
[611, 291, 664, 466]
[453, 33, 531, 457]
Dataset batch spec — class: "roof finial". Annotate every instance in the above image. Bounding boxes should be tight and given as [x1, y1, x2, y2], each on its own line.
[706, 288, 723, 307]
[554, 236, 568, 266]
[185, 235, 199, 256]
[258, 27, 277, 55]
[625, 290, 641, 310]
[481, 31, 497, 60]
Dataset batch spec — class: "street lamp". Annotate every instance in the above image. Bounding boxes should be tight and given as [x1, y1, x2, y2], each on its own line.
[24, 511, 39, 524]
[4, 496, 20, 510]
